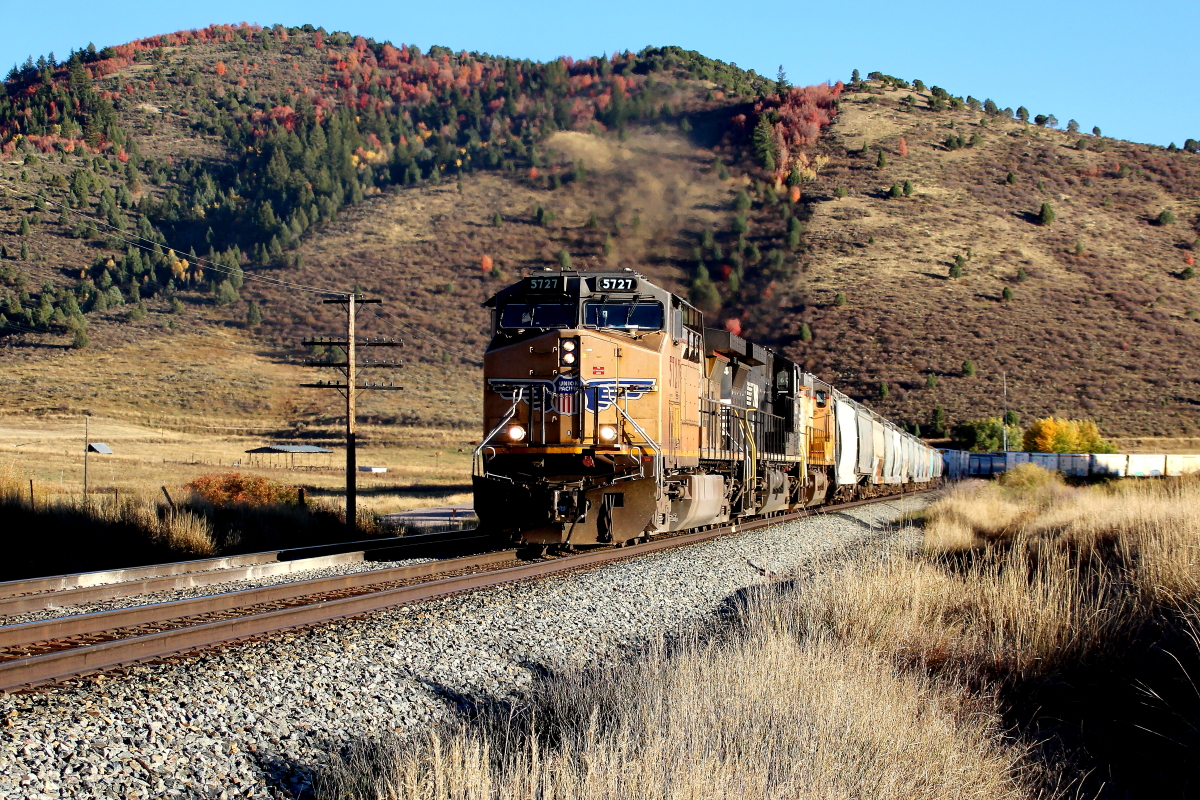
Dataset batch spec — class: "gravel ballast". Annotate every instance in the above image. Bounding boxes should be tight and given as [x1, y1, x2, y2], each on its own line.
[0, 498, 924, 799]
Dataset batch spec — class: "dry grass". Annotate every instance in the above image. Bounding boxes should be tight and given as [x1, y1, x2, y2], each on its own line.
[319, 469, 1200, 798]
[319, 610, 1032, 800]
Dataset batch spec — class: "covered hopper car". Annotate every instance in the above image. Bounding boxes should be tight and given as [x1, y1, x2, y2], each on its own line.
[473, 270, 941, 548]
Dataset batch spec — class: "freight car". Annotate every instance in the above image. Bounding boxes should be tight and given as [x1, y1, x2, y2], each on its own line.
[472, 269, 941, 549]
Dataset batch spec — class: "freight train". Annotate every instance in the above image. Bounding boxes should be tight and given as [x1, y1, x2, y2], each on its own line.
[473, 269, 941, 549]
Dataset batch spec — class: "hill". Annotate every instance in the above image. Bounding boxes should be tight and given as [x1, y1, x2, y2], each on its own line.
[1, 26, 1198, 442]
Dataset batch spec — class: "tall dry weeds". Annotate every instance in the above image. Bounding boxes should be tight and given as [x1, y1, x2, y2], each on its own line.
[320, 606, 1032, 800]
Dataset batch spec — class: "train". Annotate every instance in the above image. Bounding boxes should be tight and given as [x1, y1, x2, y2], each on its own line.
[472, 269, 942, 550]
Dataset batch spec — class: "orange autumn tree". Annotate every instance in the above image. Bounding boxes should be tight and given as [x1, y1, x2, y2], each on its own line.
[1022, 418, 1116, 453]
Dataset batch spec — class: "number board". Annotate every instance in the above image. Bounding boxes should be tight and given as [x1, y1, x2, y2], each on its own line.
[523, 275, 566, 293]
[590, 276, 638, 292]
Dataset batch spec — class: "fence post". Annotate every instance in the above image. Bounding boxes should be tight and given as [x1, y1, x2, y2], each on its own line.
[28, 479, 34, 509]
[161, 486, 176, 509]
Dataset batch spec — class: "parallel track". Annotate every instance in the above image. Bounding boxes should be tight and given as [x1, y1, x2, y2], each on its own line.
[0, 492, 926, 694]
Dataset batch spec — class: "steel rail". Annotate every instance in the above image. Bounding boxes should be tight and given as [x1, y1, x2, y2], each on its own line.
[0, 528, 483, 601]
[0, 550, 520, 651]
[0, 491, 927, 693]
[0, 532, 493, 616]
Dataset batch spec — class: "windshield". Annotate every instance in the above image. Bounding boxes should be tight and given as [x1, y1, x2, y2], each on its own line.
[499, 303, 576, 329]
[584, 302, 664, 331]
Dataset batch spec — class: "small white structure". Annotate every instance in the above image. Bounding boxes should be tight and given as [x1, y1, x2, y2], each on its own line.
[358, 466, 387, 473]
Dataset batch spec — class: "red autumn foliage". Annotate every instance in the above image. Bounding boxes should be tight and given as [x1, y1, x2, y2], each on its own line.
[789, 185, 801, 203]
[898, 137, 908, 157]
[528, 167, 539, 180]
[1187, 255, 1195, 266]
[481, 254, 493, 272]
[719, 264, 733, 280]
[185, 473, 296, 506]
[724, 318, 743, 336]
[215, 60, 227, 76]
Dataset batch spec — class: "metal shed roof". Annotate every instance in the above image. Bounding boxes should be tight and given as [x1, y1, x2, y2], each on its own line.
[86, 443, 113, 454]
[244, 445, 334, 454]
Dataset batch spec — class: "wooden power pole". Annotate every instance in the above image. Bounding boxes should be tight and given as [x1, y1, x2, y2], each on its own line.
[301, 293, 402, 532]
[83, 414, 89, 497]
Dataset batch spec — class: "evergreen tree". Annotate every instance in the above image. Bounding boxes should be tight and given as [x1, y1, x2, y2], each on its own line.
[492, 211, 502, 227]
[903, 180, 914, 197]
[71, 327, 89, 349]
[962, 360, 976, 376]
[925, 373, 938, 389]
[18, 217, 30, 236]
[799, 323, 812, 342]
[246, 302, 263, 327]
[752, 115, 777, 170]
[876, 149, 887, 169]
[1016, 106, 1029, 122]
[931, 405, 947, 437]
[1002, 286, 1014, 302]
[1038, 202, 1055, 226]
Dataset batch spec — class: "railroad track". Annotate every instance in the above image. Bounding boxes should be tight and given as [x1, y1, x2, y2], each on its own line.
[0, 492, 925, 694]
[0, 529, 493, 616]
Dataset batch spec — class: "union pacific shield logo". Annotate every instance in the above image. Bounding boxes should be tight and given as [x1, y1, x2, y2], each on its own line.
[552, 374, 580, 414]
[584, 378, 656, 412]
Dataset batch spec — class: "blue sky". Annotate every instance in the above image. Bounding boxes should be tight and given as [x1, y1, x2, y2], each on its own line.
[3, 1, 1197, 147]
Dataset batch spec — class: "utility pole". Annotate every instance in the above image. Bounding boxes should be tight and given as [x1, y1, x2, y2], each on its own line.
[83, 414, 90, 497]
[301, 293, 402, 532]
[1002, 372, 1008, 452]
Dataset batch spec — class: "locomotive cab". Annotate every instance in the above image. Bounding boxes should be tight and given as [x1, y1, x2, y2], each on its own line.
[474, 270, 687, 547]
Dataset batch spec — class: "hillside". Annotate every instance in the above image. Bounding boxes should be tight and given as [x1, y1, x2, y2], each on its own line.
[1, 26, 1198, 441]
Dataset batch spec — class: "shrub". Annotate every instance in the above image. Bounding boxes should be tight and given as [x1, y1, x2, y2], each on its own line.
[888, 183, 902, 199]
[492, 211, 502, 227]
[1022, 417, 1115, 453]
[954, 417, 1021, 452]
[1006, 171, 1017, 185]
[602, 234, 614, 257]
[169, 297, 184, 314]
[799, 323, 812, 342]
[1002, 286, 1013, 302]
[903, 180, 914, 197]
[734, 190, 751, 211]
[1157, 209, 1176, 226]
[879, 382, 889, 399]
[876, 150, 887, 169]
[1038, 202, 1055, 226]
[949, 262, 962, 278]
[833, 187, 847, 199]
[925, 373, 938, 389]
[556, 249, 571, 269]
[1182, 266, 1195, 280]
[962, 359, 976, 376]
[71, 328, 89, 349]
[834, 292, 846, 306]
[186, 473, 297, 506]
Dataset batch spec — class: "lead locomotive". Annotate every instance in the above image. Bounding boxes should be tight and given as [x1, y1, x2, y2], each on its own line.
[473, 270, 939, 549]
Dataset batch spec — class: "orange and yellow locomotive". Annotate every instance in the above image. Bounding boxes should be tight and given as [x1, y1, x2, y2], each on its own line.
[473, 270, 939, 548]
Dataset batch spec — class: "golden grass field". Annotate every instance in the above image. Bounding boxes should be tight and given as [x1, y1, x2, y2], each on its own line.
[318, 469, 1200, 799]
[0, 413, 473, 516]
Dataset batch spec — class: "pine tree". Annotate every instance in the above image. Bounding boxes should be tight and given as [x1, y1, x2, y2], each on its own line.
[557, 249, 571, 269]
[925, 373, 938, 389]
[246, 302, 263, 327]
[876, 149, 887, 169]
[18, 217, 30, 236]
[492, 211, 502, 227]
[1002, 286, 1014, 302]
[962, 360, 976, 376]
[888, 183, 902, 199]
[71, 327, 89, 349]
[903, 179, 914, 197]
[799, 323, 812, 342]
[752, 115, 777, 170]
[931, 405, 947, 437]
[834, 292, 846, 307]
[1038, 202, 1055, 226]
[879, 382, 889, 399]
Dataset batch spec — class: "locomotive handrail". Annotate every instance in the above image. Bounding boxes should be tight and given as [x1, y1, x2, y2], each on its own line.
[612, 401, 663, 498]
[473, 388, 527, 478]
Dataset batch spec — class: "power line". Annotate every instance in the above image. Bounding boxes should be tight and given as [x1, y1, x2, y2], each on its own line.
[365, 304, 484, 367]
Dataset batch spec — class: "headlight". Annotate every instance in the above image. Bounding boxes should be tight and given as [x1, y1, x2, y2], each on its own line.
[599, 425, 617, 442]
[507, 425, 526, 441]
[561, 340, 576, 352]
[561, 352, 576, 365]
